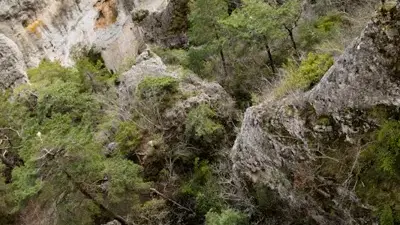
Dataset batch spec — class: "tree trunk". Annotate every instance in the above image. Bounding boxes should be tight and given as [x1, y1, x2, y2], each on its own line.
[214, 29, 229, 79]
[219, 49, 229, 78]
[285, 26, 298, 52]
[64, 171, 131, 225]
[265, 43, 276, 74]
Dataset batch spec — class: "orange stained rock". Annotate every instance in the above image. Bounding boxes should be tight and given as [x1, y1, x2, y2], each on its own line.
[95, 0, 119, 29]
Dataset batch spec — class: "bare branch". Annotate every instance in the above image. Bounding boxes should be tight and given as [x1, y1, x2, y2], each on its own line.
[150, 188, 195, 214]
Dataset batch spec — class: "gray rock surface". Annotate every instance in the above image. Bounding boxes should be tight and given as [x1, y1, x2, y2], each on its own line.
[0, 0, 171, 75]
[102, 220, 121, 225]
[0, 0, 192, 90]
[118, 49, 236, 122]
[0, 34, 28, 90]
[231, 5, 400, 225]
[135, 0, 188, 48]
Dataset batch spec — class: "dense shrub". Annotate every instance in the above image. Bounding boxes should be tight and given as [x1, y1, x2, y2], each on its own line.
[298, 13, 346, 51]
[137, 76, 180, 108]
[358, 120, 400, 223]
[185, 104, 225, 146]
[181, 159, 223, 215]
[276, 52, 333, 96]
[381, 205, 395, 225]
[115, 121, 142, 155]
[152, 47, 189, 66]
[2, 59, 153, 224]
[206, 209, 248, 225]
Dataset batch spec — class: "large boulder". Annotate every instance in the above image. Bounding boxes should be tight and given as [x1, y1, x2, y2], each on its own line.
[118, 49, 236, 124]
[0, 34, 28, 90]
[231, 5, 400, 225]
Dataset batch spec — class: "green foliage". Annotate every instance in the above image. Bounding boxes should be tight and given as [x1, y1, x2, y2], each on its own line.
[138, 76, 179, 100]
[115, 121, 142, 155]
[205, 209, 248, 225]
[0, 176, 15, 224]
[181, 159, 223, 215]
[188, 0, 228, 46]
[222, 0, 284, 41]
[103, 158, 150, 213]
[298, 13, 345, 50]
[186, 46, 217, 78]
[381, 205, 395, 225]
[135, 199, 169, 225]
[3, 59, 150, 224]
[357, 120, 400, 223]
[152, 47, 189, 66]
[276, 52, 334, 96]
[367, 121, 400, 175]
[136, 76, 181, 116]
[75, 57, 119, 91]
[185, 104, 224, 146]
[188, 0, 230, 81]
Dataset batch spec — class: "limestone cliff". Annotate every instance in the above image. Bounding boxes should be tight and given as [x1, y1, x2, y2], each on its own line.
[231, 4, 400, 225]
[0, 0, 175, 81]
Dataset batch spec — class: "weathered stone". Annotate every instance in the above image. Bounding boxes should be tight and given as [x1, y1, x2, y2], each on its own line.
[0, 34, 28, 90]
[102, 220, 121, 225]
[0, 0, 172, 76]
[231, 5, 400, 225]
[136, 0, 189, 48]
[118, 49, 236, 124]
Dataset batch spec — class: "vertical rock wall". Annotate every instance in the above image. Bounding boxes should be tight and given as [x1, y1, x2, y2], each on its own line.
[0, 0, 172, 78]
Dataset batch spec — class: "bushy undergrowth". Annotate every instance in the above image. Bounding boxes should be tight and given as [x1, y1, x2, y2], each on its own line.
[358, 120, 400, 224]
[276, 52, 334, 96]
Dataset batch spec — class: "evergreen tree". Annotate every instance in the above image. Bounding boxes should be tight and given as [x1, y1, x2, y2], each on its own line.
[222, 0, 284, 73]
[189, 0, 230, 77]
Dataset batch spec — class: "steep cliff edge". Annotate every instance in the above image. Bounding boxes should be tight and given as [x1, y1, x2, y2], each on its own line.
[231, 4, 400, 225]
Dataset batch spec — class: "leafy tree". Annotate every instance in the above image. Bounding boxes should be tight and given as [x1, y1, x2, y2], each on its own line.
[297, 12, 346, 51]
[275, 0, 302, 52]
[222, 0, 285, 73]
[189, 0, 230, 77]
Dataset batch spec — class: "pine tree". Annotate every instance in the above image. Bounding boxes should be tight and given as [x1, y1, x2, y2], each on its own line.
[221, 0, 284, 73]
[222, 0, 302, 72]
[189, 0, 230, 77]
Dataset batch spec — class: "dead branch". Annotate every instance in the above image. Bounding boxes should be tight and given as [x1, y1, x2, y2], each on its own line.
[150, 188, 195, 214]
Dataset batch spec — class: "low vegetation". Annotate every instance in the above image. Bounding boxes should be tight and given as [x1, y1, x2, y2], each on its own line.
[358, 120, 400, 224]
[0, 0, 387, 224]
[275, 52, 334, 96]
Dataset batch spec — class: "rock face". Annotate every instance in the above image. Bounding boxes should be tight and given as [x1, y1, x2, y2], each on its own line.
[135, 0, 189, 48]
[0, 0, 175, 74]
[0, 34, 28, 90]
[231, 5, 400, 225]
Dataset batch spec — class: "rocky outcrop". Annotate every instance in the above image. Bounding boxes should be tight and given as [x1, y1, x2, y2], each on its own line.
[231, 5, 400, 225]
[118, 49, 236, 122]
[115, 50, 237, 169]
[134, 0, 189, 48]
[0, 34, 28, 90]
